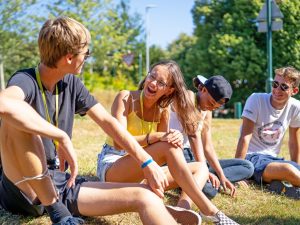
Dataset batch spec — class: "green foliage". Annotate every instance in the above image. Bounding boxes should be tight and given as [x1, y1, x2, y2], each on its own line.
[0, 0, 145, 87]
[148, 45, 167, 66]
[0, 0, 41, 80]
[44, 0, 144, 85]
[166, 33, 198, 87]
[272, 0, 300, 68]
[172, 0, 300, 106]
[83, 71, 136, 92]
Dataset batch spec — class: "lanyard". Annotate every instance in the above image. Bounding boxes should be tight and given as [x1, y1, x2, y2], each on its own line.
[139, 90, 156, 135]
[35, 67, 59, 150]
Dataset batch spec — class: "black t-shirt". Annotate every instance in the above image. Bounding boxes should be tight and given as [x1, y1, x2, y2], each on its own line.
[6, 68, 98, 164]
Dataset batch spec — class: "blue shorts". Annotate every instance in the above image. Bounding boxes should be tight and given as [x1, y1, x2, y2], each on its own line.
[246, 153, 300, 184]
[97, 144, 126, 182]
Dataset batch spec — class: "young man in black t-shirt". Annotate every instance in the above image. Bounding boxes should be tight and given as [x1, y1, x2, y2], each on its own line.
[0, 17, 191, 225]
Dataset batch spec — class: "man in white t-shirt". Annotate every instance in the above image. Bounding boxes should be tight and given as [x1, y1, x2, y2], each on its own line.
[235, 66, 300, 199]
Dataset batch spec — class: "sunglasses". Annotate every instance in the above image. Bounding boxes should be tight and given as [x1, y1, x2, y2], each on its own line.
[75, 49, 91, 60]
[83, 49, 91, 60]
[272, 80, 292, 91]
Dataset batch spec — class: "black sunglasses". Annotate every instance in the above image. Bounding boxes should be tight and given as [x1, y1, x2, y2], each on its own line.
[272, 80, 291, 91]
[83, 49, 91, 60]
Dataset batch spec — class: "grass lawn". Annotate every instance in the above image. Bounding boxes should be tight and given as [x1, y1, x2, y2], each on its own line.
[1, 90, 299, 225]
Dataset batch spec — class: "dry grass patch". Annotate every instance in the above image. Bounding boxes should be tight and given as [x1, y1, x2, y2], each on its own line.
[1, 91, 300, 224]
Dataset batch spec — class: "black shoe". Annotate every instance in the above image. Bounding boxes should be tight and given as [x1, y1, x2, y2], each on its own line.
[268, 180, 300, 199]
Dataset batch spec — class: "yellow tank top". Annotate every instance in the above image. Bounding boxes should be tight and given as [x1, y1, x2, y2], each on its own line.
[106, 111, 159, 146]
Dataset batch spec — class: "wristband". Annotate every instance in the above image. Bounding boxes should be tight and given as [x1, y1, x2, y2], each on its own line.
[141, 158, 154, 169]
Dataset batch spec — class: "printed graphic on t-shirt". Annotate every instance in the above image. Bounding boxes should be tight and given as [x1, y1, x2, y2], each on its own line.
[244, 109, 253, 114]
[258, 121, 283, 146]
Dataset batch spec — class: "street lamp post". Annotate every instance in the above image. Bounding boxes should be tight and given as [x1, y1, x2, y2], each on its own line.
[145, 5, 156, 73]
[266, 0, 273, 93]
[257, 0, 283, 92]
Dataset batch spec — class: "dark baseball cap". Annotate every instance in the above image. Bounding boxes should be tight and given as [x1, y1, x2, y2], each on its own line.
[193, 75, 233, 103]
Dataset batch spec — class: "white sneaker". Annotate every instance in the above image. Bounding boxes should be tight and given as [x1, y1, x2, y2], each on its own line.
[166, 205, 201, 225]
[200, 211, 239, 225]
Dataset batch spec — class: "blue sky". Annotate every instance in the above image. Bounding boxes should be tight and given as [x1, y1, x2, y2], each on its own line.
[128, 0, 195, 49]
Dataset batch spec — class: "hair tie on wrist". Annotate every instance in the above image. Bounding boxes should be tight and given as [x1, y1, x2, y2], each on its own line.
[146, 133, 151, 145]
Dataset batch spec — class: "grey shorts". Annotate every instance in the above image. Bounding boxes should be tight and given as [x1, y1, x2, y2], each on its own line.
[97, 144, 126, 181]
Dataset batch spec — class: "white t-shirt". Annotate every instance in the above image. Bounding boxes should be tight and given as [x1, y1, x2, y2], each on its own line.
[242, 93, 300, 157]
[169, 109, 207, 149]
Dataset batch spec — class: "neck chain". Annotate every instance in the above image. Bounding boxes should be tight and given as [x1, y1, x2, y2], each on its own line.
[140, 90, 157, 135]
[35, 66, 59, 149]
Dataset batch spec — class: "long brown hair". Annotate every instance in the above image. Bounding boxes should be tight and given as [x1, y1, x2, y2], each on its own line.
[138, 60, 201, 134]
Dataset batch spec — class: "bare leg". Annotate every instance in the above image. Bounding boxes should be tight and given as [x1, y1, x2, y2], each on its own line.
[177, 162, 209, 209]
[77, 182, 177, 225]
[263, 162, 300, 186]
[106, 141, 218, 215]
[0, 122, 57, 205]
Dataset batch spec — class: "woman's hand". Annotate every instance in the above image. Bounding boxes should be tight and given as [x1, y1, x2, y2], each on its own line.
[208, 172, 220, 189]
[160, 129, 183, 148]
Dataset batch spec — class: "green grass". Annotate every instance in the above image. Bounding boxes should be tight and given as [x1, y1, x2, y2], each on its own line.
[1, 90, 300, 225]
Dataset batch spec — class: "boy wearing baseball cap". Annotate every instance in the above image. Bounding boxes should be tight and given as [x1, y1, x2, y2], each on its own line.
[170, 75, 254, 202]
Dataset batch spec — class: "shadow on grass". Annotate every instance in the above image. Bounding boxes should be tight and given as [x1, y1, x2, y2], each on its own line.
[0, 208, 121, 225]
[0, 209, 22, 225]
[233, 215, 300, 225]
[1, 180, 299, 225]
[1, 204, 299, 225]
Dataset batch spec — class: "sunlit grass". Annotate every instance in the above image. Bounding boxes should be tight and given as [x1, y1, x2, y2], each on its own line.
[1, 90, 299, 225]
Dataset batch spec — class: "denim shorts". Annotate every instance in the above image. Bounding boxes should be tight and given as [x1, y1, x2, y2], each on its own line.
[97, 144, 126, 182]
[246, 153, 300, 184]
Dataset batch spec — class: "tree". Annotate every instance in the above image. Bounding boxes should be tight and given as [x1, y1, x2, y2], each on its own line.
[0, 0, 146, 88]
[45, 0, 144, 84]
[0, 0, 40, 81]
[183, 0, 300, 105]
[148, 45, 167, 68]
[167, 33, 197, 87]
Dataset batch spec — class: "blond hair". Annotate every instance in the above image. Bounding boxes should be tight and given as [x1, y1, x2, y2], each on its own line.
[38, 16, 91, 68]
[138, 60, 201, 134]
[275, 66, 300, 87]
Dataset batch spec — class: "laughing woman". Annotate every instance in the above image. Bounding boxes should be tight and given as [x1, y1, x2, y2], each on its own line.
[97, 60, 239, 225]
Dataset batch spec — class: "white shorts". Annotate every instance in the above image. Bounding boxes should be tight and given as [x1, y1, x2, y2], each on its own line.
[97, 144, 126, 181]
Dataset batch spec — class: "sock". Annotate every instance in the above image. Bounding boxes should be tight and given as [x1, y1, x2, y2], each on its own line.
[45, 200, 72, 223]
